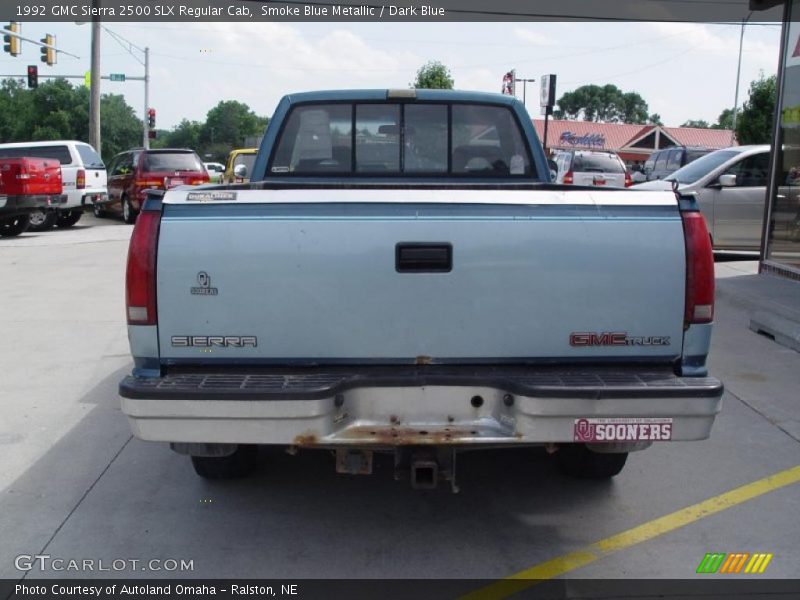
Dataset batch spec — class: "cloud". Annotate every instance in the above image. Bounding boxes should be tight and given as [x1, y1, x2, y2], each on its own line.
[513, 27, 554, 46]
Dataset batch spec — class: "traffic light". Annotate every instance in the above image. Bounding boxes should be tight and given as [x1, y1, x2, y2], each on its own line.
[147, 108, 156, 129]
[40, 34, 55, 66]
[3, 22, 20, 56]
[27, 65, 38, 89]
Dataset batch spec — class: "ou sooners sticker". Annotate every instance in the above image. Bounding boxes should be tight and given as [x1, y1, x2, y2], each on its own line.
[573, 417, 673, 442]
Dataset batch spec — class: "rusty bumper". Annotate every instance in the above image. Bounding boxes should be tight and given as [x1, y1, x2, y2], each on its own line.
[119, 366, 723, 447]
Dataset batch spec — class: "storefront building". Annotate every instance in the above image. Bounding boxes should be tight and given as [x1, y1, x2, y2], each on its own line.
[755, 0, 800, 278]
[532, 119, 735, 168]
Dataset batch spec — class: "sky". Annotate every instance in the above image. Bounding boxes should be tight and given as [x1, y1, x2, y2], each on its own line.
[0, 20, 784, 130]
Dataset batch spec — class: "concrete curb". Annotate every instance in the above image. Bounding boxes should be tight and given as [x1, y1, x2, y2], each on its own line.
[716, 272, 800, 354]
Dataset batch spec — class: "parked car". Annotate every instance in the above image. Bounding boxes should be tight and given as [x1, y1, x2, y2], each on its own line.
[98, 148, 209, 223]
[643, 146, 714, 182]
[0, 140, 107, 231]
[634, 145, 770, 251]
[553, 150, 632, 188]
[203, 161, 225, 183]
[222, 148, 257, 184]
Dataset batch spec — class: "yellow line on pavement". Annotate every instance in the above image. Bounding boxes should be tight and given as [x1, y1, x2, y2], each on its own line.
[461, 464, 800, 600]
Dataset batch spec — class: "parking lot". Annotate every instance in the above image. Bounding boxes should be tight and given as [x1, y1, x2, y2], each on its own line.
[1, 215, 799, 588]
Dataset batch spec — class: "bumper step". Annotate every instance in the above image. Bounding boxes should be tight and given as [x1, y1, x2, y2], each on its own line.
[120, 365, 722, 401]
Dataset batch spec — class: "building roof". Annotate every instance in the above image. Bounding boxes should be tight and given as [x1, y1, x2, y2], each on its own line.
[662, 126, 736, 148]
[533, 119, 651, 151]
[532, 119, 735, 155]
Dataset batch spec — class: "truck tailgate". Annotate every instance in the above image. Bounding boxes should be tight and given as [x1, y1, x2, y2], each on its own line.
[155, 188, 685, 364]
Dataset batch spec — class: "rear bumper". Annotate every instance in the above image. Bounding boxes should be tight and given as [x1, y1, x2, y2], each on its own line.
[119, 366, 723, 447]
[0, 194, 53, 217]
[81, 191, 108, 207]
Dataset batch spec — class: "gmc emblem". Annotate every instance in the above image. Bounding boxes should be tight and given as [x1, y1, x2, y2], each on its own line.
[570, 332, 627, 347]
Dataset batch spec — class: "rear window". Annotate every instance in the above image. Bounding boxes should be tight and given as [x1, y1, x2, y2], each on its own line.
[0, 145, 72, 165]
[143, 151, 203, 172]
[270, 102, 533, 178]
[572, 153, 624, 173]
[666, 149, 683, 171]
[76, 144, 105, 169]
[685, 150, 710, 164]
[232, 153, 256, 173]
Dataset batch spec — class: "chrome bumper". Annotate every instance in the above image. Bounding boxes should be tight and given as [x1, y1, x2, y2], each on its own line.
[119, 366, 723, 447]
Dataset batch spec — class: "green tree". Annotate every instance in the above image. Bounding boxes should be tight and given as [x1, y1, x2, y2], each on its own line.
[682, 119, 710, 128]
[713, 108, 736, 130]
[412, 61, 454, 89]
[99, 93, 143, 161]
[0, 77, 141, 161]
[0, 79, 34, 141]
[620, 91, 649, 124]
[647, 113, 664, 126]
[201, 100, 266, 151]
[736, 74, 776, 145]
[555, 84, 650, 124]
[160, 119, 203, 150]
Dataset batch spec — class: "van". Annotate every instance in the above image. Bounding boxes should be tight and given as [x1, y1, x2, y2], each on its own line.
[643, 146, 713, 182]
[99, 148, 209, 223]
[0, 140, 107, 231]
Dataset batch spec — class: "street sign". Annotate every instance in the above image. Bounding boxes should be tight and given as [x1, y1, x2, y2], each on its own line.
[84, 71, 90, 88]
[110, 73, 125, 82]
[540, 74, 557, 116]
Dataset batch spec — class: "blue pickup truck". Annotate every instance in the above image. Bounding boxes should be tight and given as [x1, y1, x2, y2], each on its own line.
[119, 89, 722, 490]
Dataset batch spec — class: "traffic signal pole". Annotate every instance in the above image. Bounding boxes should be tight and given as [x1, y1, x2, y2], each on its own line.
[143, 47, 150, 149]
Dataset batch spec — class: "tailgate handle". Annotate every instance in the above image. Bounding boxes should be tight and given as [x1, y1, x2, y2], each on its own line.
[395, 243, 452, 273]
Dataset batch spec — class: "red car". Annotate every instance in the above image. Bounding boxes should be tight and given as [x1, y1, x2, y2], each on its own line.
[97, 148, 209, 223]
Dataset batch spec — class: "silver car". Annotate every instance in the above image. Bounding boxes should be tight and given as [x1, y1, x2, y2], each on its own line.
[633, 145, 770, 251]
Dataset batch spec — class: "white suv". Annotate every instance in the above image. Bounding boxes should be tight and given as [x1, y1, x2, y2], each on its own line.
[553, 150, 632, 189]
[0, 140, 108, 230]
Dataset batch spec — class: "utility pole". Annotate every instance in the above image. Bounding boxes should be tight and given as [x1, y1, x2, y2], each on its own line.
[731, 12, 752, 145]
[89, 9, 101, 154]
[143, 46, 149, 148]
[100, 26, 149, 149]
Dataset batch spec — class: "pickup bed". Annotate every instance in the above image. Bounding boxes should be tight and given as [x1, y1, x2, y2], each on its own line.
[119, 90, 722, 489]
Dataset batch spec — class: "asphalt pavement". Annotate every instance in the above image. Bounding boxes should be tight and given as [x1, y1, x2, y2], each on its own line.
[1, 214, 798, 587]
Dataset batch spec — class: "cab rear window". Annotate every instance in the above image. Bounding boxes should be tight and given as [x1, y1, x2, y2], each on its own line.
[144, 152, 203, 172]
[270, 102, 534, 177]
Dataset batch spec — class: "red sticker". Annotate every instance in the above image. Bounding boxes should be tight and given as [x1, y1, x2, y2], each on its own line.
[573, 417, 673, 442]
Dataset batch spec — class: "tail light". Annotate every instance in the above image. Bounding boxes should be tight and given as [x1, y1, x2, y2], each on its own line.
[624, 171, 633, 187]
[681, 210, 714, 327]
[126, 208, 161, 325]
[76, 169, 86, 189]
[563, 170, 573, 185]
[135, 179, 164, 188]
